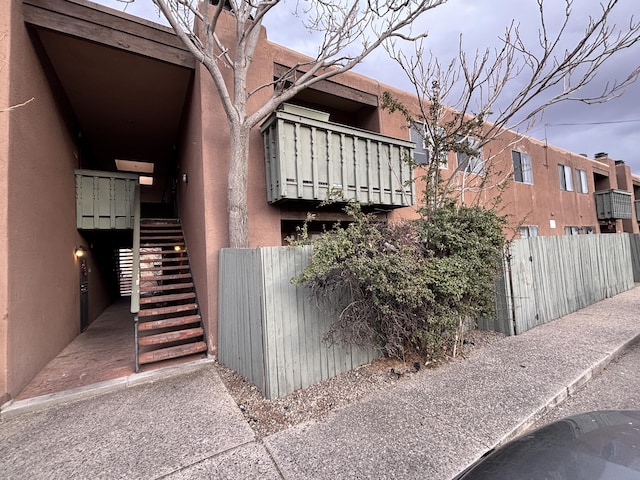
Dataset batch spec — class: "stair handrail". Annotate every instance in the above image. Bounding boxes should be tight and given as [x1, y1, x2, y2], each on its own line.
[131, 183, 141, 314]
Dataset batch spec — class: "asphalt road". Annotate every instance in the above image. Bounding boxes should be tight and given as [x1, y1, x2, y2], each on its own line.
[533, 340, 640, 429]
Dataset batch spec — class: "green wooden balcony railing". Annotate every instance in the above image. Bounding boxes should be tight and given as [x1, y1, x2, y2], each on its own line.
[595, 189, 633, 220]
[261, 104, 415, 208]
[75, 169, 139, 230]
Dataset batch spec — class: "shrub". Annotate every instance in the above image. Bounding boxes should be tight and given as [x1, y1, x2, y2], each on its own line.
[294, 202, 505, 360]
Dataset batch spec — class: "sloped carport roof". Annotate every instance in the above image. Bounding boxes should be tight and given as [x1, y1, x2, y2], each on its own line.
[23, 0, 195, 172]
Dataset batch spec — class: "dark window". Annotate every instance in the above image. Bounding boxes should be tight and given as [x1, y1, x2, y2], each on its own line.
[512, 151, 533, 184]
[558, 164, 574, 191]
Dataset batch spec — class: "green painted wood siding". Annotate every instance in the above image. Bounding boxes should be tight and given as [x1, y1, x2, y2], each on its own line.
[261, 106, 415, 207]
[75, 169, 139, 230]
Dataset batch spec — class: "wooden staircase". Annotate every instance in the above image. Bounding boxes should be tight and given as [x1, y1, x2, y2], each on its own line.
[135, 218, 207, 371]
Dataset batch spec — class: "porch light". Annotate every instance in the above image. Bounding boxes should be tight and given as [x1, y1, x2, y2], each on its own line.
[174, 245, 183, 252]
[74, 246, 87, 258]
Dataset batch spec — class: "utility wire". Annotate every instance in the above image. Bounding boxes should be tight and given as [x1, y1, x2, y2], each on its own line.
[545, 118, 640, 127]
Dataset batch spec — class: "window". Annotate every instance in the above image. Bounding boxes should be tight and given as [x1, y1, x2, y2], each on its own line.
[409, 124, 447, 168]
[519, 225, 539, 239]
[576, 169, 589, 194]
[512, 151, 533, 184]
[558, 164, 574, 191]
[456, 137, 483, 174]
[565, 226, 580, 235]
[583, 226, 595, 234]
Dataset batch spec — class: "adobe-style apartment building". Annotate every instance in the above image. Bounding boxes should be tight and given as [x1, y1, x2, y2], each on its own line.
[1, 0, 639, 402]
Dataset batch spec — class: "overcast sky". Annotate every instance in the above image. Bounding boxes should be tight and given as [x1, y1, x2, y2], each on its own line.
[97, 0, 640, 173]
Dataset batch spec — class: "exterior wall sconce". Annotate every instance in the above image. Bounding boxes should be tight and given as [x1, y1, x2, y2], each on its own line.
[74, 246, 87, 258]
[182, 173, 188, 184]
[174, 245, 183, 252]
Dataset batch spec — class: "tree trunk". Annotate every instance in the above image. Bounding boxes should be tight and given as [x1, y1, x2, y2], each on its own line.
[228, 123, 250, 248]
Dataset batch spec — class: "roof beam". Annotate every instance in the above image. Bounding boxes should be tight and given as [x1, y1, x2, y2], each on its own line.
[23, 0, 195, 69]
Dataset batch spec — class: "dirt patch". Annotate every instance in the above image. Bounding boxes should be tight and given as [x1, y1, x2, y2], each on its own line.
[216, 330, 505, 439]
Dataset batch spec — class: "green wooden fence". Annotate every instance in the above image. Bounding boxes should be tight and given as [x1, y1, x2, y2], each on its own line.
[631, 234, 640, 282]
[219, 234, 637, 398]
[218, 246, 376, 399]
[497, 234, 635, 335]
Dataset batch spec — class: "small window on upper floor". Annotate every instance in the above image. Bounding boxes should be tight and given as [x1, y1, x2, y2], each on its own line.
[558, 164, 574, 191]
[576, 169, 589, 194]
[512, 151, 533, 184]
[565, 226, 580, 235]
[519, 225, 539, 239]
[409, 123, 448, 168]
[456, 137, 483, 174]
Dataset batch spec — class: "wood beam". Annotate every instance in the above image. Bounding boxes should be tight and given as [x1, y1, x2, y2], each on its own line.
[274, 63, 378, 108]
[23, 0, 195, 69]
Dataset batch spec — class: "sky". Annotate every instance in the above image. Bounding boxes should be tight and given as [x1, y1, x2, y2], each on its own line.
[96, 0, 640, 173]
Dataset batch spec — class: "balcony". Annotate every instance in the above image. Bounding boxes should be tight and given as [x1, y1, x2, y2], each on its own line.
[594, 189, 632, 220]
[261, 104, 415, 208]
[75, 169, 139, 229]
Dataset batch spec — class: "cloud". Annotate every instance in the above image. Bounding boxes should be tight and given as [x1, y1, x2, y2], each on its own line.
[90, 0, 640, 172]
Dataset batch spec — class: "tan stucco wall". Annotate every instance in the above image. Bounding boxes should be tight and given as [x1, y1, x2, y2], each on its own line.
[616, 162, 640, 234]
[177, 66, 212, 350]
[194, 14, 640, 352]
[0, 0, 12, 404]
[191, 16, 282, 353]
[2, 1, 95, 399]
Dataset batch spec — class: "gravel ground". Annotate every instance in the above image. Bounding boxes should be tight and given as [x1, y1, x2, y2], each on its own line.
[216, 330, 505, 439]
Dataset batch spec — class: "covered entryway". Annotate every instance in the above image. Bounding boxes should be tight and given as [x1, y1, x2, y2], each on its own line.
[15, 0, 202, 399]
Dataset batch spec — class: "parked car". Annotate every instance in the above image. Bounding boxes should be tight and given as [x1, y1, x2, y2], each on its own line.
[453, 410, 640, 479]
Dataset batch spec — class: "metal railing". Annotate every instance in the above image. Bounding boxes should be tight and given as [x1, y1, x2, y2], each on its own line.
[131, 184, 141, 372]
[130, 184, 141, 314]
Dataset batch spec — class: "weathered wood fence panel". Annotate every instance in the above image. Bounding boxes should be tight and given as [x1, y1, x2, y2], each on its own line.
[492, 234, 635, 335]
[631, 234, 640, 282]
[219, 246, 377, 399]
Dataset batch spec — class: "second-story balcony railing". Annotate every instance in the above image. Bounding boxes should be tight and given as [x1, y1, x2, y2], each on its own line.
[595, 189, 633, 220]
[261, 104, 415, 208]
[75, 169, 139, 229]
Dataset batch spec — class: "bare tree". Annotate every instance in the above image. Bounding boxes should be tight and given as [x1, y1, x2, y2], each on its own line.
[0, 99, 34, 113]
[136, 0, 448, 248]
[383, 0, 640, 212]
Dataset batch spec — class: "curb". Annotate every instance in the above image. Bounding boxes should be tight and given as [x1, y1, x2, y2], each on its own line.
[1, 357, 216, 421]
[453, 330, 640, 479]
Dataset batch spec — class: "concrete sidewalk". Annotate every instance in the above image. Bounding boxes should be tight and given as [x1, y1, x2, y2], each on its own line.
[1, 286, 639, 479]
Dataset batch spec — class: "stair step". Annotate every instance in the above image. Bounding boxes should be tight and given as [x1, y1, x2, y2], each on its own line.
[140, 282, 194, 293]
[138, 341, 207, 365]
[138, 256, 188, 264]
[138, 327, 204, 346]
[138, 314, 201, 331]
[140, 229, 183, 235]
[138, 303, 198, 317]
[141, 218, 180, 224]
[139, 235, 184, 241]
[140, 273, 192, 282]
[139, 243, 186, 249]
[140, 264, 190, 273]
[140, 292, 196, 304]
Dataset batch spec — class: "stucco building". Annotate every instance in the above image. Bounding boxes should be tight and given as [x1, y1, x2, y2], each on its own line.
[1, 0, 639, 403]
